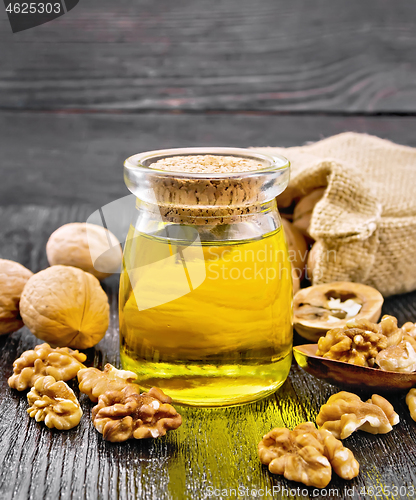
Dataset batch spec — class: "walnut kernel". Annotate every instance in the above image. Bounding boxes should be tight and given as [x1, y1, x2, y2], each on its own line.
[77, 363, 139, 402]
[406, 389, 416, 422]
[316, 318, 388, 367]
[376, 338, 416, 373]
[316, 392, 399, 439]
[258, 422, 359, 488]
[27, 375, 82, 430]
[8, 343, 86, 391]
[91, 385, 182, 442]
[403, 322, 416, 339]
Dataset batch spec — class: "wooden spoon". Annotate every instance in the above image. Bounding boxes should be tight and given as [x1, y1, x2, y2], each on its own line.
[293, 344, 416, 392]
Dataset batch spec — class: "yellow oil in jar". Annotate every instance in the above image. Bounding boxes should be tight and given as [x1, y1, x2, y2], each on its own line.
[119, 225, 293, 406]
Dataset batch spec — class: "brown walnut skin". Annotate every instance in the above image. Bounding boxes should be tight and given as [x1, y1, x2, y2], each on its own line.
[92, 385, 182, 442]
[0, 259, 33, 335]
[19, 265, 109, 349]
[293, 282, 384, 342]
[46, 223, 122, 280]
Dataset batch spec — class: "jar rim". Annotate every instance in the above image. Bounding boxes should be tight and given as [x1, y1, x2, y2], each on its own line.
[124, 147, 289, 178]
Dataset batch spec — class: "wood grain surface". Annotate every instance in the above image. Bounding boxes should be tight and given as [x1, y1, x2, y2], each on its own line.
[2, 111, 416, 208]
[1, 205, 416, 500]
[2, 1, 416, 496]
[1, 0, 416, 113]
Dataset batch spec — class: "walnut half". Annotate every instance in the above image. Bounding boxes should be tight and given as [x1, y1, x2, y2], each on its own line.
[8, 343, 86, 391]
[316, 392, 399, 439]
[316, 318, 388, 367]
[27, 375, 82, 430]
[77, 363, 139, 402]
[406, 389, 416, 422]
[376, 337, 416, 373]
[92, 385, 182, 442]
[258, 422, 359, 488]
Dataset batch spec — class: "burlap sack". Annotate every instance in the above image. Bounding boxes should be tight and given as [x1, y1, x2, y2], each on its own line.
[256, 132, 416, 297]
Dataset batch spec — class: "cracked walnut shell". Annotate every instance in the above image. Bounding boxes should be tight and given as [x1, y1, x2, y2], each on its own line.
[316, 318, 389, 367]
[0, 259, 33, 335]
[92, 385, 182, 442]
[293, 282, 383, 342]
[19, 265, 109, 349]
[78, 363, 139, 402]
[406, 389, 416, 422]
[258, 422, 359, 488]
[27, 375, 82, 430]
[316, 392, 399, 439]
[8, 343, 86, 391]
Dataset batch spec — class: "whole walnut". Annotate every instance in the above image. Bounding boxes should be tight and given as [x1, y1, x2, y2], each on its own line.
[293, 188, 326, 237]
[0, 259, 33, 335]
[46, 223, 122, 280]
[281, 219, 308, 281]
[20, 265, 109, 349]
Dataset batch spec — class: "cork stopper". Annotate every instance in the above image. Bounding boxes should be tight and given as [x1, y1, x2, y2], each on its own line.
[150, 155, 265, 173]
[124, 148, 290, 225]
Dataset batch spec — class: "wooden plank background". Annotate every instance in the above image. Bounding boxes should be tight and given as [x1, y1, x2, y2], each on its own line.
[1, 0, 416, 113]
[2, 112, 416, 208]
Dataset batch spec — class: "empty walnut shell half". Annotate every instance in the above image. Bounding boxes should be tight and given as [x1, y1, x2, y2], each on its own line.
[294, 282, 384, 342]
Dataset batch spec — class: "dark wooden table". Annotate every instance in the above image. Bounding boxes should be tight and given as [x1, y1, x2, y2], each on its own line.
[1, 205, 416, 500]
[1, 1, 416, 499]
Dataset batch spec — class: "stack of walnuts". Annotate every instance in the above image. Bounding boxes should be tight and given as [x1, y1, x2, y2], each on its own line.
[8, 345, 182, 442]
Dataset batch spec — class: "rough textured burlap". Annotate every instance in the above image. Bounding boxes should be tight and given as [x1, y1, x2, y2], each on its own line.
[255, 132, 416, 297]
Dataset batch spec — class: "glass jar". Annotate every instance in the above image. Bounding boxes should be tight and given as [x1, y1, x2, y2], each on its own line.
[119, 147, 292, 406]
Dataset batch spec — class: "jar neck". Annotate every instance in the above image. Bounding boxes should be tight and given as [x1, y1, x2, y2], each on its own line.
[135, 198, 278, 226]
